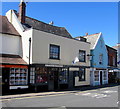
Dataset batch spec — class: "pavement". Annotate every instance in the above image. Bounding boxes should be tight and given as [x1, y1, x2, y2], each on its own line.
[0, 83, 119, 100]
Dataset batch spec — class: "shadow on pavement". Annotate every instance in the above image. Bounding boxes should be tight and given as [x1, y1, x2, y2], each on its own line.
[2, 83, 119, 96]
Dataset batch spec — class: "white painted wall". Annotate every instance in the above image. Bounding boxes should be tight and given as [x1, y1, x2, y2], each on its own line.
[6, 10, 33, 63]
[32, 29, 90, 66]
[0, 33, 22, 55]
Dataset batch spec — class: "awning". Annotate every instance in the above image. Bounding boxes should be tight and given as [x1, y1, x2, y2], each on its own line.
[0, 54, 27, 66]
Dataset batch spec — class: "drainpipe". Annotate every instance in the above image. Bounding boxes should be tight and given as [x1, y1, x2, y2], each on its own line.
[28, 37, 31, 87]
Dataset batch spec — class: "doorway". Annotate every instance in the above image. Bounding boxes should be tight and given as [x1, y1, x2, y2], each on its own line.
[48, 68, 59, 90]
[54, 71, 58, 90]
[2, 68, 10, 94]
[100, 71, 103, 85]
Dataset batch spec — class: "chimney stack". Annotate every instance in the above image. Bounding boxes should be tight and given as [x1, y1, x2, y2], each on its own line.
[85, 33, 88, 36]
[18, 0, 26, 24]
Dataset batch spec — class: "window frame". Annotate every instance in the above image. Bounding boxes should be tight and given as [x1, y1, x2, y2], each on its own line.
[49, 44, 60, 60]
[99, 54, 103, 65]
[78, 68, 86, 81]
[79, 50, 86, 62]
[94, 70, 99, 81]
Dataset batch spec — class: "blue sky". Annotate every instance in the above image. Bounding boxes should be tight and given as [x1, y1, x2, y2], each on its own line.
[2, 2, 118, 47]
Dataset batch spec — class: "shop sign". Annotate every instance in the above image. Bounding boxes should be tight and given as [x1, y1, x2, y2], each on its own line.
[45, 64, 63, 68]
[0, 64, 28, 68]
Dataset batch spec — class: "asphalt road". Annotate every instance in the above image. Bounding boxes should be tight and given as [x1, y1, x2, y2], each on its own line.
[2, 86, 119, 108]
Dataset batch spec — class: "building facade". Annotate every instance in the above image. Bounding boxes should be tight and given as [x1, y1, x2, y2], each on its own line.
[76, 33, 108, 86]
[2, 1, 91, 91]
[113, 43, 120, 79]
[0, 15, 28, 93]
[106, 45, 118, 83]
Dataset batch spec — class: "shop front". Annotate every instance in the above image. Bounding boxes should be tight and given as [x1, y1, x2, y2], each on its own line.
[29, 64, 69, 91]
[0, 54, 29, 94]
[108, 68, 120, 83]
[90, 68, 108, 86]
[1, 64, 28, 94]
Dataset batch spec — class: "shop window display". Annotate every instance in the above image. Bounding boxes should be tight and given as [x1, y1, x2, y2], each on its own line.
[94, 71, 99, 81]
[59, 68, 68, 84]
[36, 67, 48, 84]
[103, 71, 107, 80]
[10, 68, 28, 85]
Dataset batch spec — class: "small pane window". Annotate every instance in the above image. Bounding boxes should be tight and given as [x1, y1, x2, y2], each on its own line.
[50, 44, 60, 59]
[59, 68, 68, 84]
[79, 50, 86, 62]
[30, 67, 35, 84]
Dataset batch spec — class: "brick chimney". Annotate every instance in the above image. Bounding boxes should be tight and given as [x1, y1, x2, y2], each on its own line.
[85, 33, 88, 36]
[18, 0, 26, 24]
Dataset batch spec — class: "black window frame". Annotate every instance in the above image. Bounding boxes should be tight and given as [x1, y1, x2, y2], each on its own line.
[49, 44, 60, 60]
[79, 50, 86, 62]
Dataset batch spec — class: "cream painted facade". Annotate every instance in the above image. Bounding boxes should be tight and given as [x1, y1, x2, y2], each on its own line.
[32, 29, 90, 66]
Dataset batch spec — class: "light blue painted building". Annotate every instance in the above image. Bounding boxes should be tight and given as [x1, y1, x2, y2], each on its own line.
[84, 32, 108, 86]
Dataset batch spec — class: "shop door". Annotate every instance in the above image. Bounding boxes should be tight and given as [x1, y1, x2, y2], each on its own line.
[100, 71, 103, 85]
[2, 68, 10, 93]
[48, 71, 54, 90]
[54, 71, 58, 90]
[48, 68, 59, 90]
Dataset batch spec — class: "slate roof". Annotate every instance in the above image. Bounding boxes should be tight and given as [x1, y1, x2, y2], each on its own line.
[0, 15, 20, 36]
[106, 45, 117, 52]
[23, 16, 72, 38]
[80, 33, 101, 49]
[0, 54, 27, 65]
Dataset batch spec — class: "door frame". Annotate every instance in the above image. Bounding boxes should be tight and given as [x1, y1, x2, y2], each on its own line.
[99, 70, 103, 85]
[2, 68, 10, 93]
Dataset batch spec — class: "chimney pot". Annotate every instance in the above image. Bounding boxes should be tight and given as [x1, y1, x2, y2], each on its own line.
[86, 33, 88, 36]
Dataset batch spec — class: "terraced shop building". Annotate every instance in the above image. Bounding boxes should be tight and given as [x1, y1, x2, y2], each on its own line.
[0, 15, 28, 93]
[76, 33, 108, 86]
[3, 2, 90, 90]
[3, 1, 91, 91]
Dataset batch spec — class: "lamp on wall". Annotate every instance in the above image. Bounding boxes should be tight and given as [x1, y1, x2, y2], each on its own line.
[87, 54, 93, 61]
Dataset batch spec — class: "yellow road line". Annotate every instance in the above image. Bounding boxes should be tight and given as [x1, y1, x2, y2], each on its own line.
[1, 93, 68, 102]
